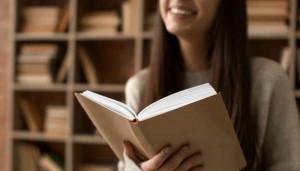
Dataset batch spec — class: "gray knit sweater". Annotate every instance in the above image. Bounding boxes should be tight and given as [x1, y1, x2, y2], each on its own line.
[119, 57, 300, 171]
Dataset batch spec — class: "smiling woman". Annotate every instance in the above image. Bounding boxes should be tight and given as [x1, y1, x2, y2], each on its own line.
[119, 0, 300, 170]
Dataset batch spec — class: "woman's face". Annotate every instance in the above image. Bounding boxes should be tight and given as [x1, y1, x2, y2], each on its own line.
[160, 0, 220, 38]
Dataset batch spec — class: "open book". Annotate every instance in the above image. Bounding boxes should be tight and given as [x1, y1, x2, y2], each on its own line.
[75, 83, 246, 171]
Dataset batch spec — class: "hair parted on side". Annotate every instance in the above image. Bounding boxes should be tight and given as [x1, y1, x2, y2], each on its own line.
[139, 0, 257, 170]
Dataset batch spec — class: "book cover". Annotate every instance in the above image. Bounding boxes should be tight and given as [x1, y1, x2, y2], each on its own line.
[75, 84, 246, 170]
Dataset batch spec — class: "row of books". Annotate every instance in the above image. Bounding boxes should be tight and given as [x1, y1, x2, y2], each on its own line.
[16, 143, 64, 171]
[16, 43, 69, 84]
[247, 0, 289, 35]
[15, 43, 97, 85]
[79, 0, 138, 34]
[18, 96, 68, 137]
[22, 2, 70, 34]
[20, 0, 296, 35]
[21, 0, 139, 34]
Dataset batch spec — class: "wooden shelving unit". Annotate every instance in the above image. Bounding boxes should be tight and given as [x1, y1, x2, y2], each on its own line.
[8, 0, 299, 171]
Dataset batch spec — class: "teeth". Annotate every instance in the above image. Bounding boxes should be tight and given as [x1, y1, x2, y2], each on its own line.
[170, 8, 194, 15]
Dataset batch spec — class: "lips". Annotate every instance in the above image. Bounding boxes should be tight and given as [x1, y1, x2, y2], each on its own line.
[169, 6, 197, 16]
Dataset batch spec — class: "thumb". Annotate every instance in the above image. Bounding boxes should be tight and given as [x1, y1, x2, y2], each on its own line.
[123, 140, 141, 164]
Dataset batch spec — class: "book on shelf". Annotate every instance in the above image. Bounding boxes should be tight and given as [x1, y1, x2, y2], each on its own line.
[16, 73, 53, 84]
[44, 105, 68, 137]
[78, 164, 115, 171]
[20, 44, 59, 54]
[39, 153, 64, 171]
[248, 24, 288, 36]
[18, 97, 44, 132]
[279, 47, 291, 72]
[16, 43, 59, 84]
[247, 0, 289, 35]
[121, 0, 141, 33]
[17, 64, 51, 75]
[122, 1, 132, 34]
[56, 1, 70, 32]
[75, 83, 246, 171]
[247, 0, 288, 9]
[78, 46, 98, 84]
[80, 11, 120, 33]
[22, 6, 60, 34]
[17, 54, 56, 64]
[15, 143, 41, 171]
[55, 51, 70, 83]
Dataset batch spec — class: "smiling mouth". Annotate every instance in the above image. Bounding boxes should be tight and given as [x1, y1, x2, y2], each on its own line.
[169, 7, 196, 16]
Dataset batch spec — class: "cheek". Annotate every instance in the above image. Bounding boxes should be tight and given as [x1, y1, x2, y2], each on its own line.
[159, 0, 168, 23]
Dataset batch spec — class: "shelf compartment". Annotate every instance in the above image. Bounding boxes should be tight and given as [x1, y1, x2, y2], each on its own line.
[12, 140, 65, 171]
[14, 41, 69, 85]
[16, 0, 70, 34]
[247, 39, 288, 62]
[73, 143, 118, 171]
[13, 91, 67, 134]
[75, 40, 135, 84]
[143, 0, 157, 32]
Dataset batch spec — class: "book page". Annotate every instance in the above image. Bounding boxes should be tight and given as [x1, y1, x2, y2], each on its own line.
[138, 83, 216, 121]
[81, 91, 136, 120]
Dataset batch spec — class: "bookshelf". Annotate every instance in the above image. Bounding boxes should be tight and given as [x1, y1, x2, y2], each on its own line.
[8, 0, 299, 171]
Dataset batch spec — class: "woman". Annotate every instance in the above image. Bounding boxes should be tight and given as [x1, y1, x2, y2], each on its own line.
[120, 0, 300, 170]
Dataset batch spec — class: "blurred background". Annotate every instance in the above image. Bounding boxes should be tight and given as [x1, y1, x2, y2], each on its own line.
[0, 0, 299, 170]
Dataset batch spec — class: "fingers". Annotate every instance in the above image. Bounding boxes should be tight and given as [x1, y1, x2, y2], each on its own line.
[159, 145, 191, 170]
[140, 146, 172, 171]
[123, 140, 140, 164]
[175, 152, 203, 171]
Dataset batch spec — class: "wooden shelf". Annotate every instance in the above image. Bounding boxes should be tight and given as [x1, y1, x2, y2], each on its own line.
[74, 84, 125, 92]
[13, 84, 68, 91]
[248, 32, 289, 39]
[15, 33, 69, 41]
[73, 135, 108, 144]
[143, 31, 290, 40]
[142, 32, 153, 39]
[76, 32, 136, 41]
[13, 131, 66, 142]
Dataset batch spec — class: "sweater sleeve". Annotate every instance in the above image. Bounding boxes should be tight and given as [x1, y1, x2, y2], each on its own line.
[261, 68, 300, 171]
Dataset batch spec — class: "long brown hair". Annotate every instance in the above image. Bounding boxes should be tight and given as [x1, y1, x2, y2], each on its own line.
[139, 0, 257, 169]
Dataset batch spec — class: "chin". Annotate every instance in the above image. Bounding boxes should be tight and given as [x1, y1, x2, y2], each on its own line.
[166, 26, 191, 37]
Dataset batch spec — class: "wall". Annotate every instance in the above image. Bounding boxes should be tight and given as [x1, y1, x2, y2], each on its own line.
[0, 0, 10, 170]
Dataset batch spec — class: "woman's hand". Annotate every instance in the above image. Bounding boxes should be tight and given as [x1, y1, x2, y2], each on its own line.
[123, 140, 203, 171]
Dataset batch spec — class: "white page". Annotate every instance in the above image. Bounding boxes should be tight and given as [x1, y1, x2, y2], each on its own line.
[137, 84, 216, 121]
[81, 83, 216, 122]
[81, 91, 136, 120]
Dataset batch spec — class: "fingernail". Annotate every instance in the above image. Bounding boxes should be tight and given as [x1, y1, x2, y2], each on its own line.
[183, 146, 190, 153]
[195, 154, 201, 160]
[164, 147, 171, 154]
